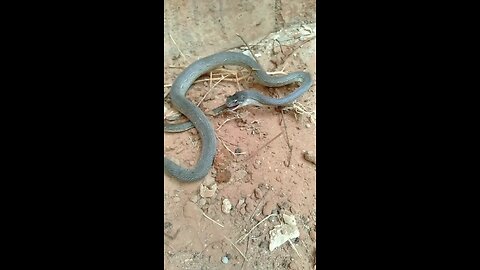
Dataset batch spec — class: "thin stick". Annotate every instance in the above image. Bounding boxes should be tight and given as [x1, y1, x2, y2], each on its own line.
[281, 112, 293, 167]
[288, 239, 302, 258]
[209, 71, 212, 89]
[224, 236, 248, 262]
[274, 39, 285, 54]
[164, 88, 172, 98]
[245, 131, 283, 161]
[235, 72, 241, 91]
[267, 71, 288, 75]
[249, 190, 269, 221]
[218, 136, 237, 157]
[169, 33, 186, 61]
[236, 33, 259, 64]
[236, 214, 278, 244]
[164, 75, 249, 88]
[202, 212, 224, 228]
[164, 242, 177, 253]
[241, 235, 251, 270]
[197, 74, 227, 107]
[216, 117, 238, 131]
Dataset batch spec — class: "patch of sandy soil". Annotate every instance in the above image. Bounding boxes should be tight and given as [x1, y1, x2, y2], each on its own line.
[164, 23, 317, 270]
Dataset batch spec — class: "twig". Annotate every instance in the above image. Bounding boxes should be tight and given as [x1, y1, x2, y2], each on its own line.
[283, 101, 316, 125]
[164, 241, 177, 253]
[235, 72, 241, 91]
[236, 33, 259, 64]
[202, 212, 224, 228]
[236, 214, 278, 244]
[245, 131, 283, 161]
[197, 74, 228, 107]
[216, 118, 236, 131]
[164, 75, 249, 88]
[249, 190, 270, 221]
[216, 134, 247, 156]
[169, 33, 186, 61]
[281, 111, 293, 167]
[273, 39, 284, 54]
[266, 71, 288, 75]
[288, 239, 302, 258]
[241, 235, 251, 270]
[209, 71, 212, 89]
[224, 236, 248, 262]
[164, 87, 172, 98]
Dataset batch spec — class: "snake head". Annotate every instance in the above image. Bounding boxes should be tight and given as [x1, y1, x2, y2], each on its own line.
[211, 90, 263, 115]
[225, 91, 251, 110]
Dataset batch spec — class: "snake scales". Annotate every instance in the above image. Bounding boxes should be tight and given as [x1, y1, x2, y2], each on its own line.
[164, 51, 312, 182]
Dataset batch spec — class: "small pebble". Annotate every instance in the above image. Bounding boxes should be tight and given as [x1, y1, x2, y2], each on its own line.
[221, 256, 229, 264]
[305, 123, 311, 128]
[222, 199, 232, 214]
[198, 198, 207, 206]
[236, 198, 245, 209]
[245, 197, 255, 213]
[309, 230, 316, 241]
[203, 174, 216, 187]
[199, 183, 217, 198]
[254, 188, 263, 199]
[303, 150, 316, 165]
[262, 200, 276, 215]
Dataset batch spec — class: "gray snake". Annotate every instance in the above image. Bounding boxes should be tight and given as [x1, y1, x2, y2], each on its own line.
[164, 51, 313, 182]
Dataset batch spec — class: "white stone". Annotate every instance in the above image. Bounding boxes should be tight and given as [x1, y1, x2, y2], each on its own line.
[199, 183, 217, 198]
[222, 199, 232, 214]
[268, 214, 300, 251]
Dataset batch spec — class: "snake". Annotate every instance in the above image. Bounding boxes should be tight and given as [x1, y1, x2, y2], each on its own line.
[164, 51, 313, 182]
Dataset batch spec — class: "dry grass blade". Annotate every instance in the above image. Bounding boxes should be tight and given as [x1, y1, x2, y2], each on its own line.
[169, 33, 186, 61]
[281, 111, 293, 167]
[283, 101, 316, 125]
[288, 239, 302, 258]
[236, 33, 259, 64]
[216, 117, 236, 131]
[197, 74, 228, 107]
[236, 214, 277, 244]
[202, 212, 224, 228]
[245, 132, 283, 161]
[224, 236, 248, 262]
[216, 135, 246, 156]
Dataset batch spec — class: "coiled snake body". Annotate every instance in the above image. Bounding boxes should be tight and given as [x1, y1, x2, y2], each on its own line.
[164, 51, 313, 182]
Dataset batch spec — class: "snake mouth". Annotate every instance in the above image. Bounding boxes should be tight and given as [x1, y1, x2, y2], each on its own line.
[209, 103, 244, 116]
[209, 104, 228, 116]
[230, 104, 242, 111]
